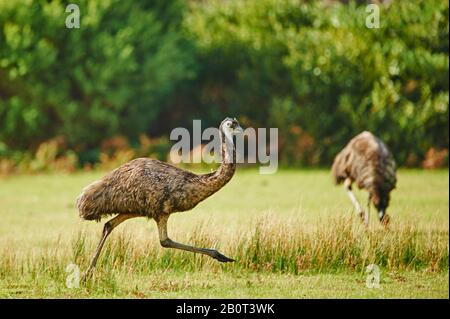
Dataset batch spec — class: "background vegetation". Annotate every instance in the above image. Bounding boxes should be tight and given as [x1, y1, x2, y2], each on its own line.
[0, 1, 448, 298]
[0, 0, 448, 173]
[0, 169, 447, 298]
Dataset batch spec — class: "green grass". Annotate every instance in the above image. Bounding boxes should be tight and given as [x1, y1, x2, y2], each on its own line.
[0, 169, 448, 298]
[1, 270, 447, 298]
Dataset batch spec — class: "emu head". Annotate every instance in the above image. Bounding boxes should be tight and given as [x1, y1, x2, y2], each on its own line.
[220, 117, 243, 142]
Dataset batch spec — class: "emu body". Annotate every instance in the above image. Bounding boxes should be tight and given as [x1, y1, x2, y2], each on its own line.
[77, 158, 232, 221]
[77, 118, 243, 281]
[332, 131, 397, 226]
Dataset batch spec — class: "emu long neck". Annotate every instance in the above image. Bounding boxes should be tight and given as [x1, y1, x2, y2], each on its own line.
[201, 131, 236, 195]
[216, 131, 236, 180]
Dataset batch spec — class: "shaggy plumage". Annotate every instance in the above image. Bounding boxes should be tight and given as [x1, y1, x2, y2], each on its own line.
[77, 118, 242, 281]
[76, 158, 234, 222]
[332, 131, 397, 225]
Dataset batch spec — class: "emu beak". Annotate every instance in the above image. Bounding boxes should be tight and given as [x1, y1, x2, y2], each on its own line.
[234, 125, 243, 134]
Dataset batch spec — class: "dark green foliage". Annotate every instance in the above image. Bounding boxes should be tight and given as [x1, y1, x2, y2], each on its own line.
[0, 0, 196, 152]
[0, 0, 448, 166]
[185, 0, 449, 165]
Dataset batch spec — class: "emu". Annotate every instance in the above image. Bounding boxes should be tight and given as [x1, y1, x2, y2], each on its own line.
[331, 131, 397, 226]
[76, 118, 243, 280]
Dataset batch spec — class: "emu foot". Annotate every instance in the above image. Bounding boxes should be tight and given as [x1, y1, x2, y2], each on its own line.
[212, 250, 235, 263]
[358, 211, 368, 225]
[81, 269, 94, 284]
[380, 214, 391, 227]
[358, 211, 365, 222]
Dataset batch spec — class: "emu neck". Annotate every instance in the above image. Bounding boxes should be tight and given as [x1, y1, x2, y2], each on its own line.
[201, 131, 236, 195]
[216, 131, 236, 179]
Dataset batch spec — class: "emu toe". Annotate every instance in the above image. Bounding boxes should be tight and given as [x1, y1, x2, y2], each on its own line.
[380, 214, 391, 227]
[358, 211, 365, 223]
[212, 251, 235, 263]
[81, 271, 93, 284]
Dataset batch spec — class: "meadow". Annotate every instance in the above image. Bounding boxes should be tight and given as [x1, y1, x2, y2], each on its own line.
[0, 168, 448, 298]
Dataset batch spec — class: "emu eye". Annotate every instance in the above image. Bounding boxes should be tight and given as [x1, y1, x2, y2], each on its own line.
[227, 122, 231, 127]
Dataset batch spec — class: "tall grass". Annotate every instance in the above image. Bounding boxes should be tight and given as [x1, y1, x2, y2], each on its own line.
[0, 216, 447, 283]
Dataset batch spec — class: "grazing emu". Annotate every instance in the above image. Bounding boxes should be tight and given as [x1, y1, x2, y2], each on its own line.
[77, 118, 243, 280]
[331, 131, 397, 226]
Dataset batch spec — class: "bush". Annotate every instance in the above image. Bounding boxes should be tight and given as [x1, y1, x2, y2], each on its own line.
[0, 0, 196, 155]
[0, 0, 448, 169]
[185, 0, 449, 165]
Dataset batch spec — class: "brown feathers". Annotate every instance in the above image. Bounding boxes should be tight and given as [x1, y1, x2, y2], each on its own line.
[76, 119, 239, 222]
[332, 131, 397, 212]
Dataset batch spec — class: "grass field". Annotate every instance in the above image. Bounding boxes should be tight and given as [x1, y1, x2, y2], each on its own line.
[0, 168, 448, 298]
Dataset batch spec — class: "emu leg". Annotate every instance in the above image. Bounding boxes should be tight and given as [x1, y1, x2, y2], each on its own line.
[156, 215, 234, 263]
[82, 213, 141, 282]
[344, 178, 365, 224]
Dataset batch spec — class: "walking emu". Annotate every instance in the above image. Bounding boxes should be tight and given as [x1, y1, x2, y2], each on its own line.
[331, 131, 397, 226]
[77, 118, 243, 280]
